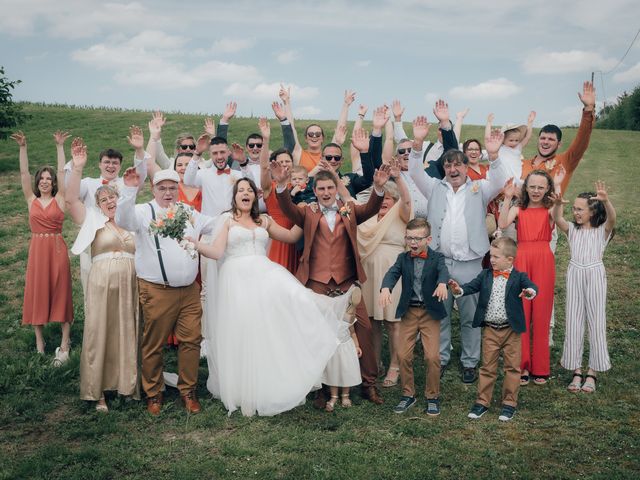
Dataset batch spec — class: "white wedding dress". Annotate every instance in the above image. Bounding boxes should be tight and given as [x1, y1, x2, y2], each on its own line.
[204, 215, 352, 417]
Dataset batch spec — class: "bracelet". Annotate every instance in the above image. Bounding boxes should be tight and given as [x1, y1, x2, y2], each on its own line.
[279, 117, 288, 123]
[358, 114, 365, 118]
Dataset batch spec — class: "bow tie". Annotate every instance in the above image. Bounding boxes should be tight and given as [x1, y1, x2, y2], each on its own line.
[493, 270, 510, 279]
[216, 167, 231, 175]
[321, 205, 338, 214]
[101, 179, 110, 185]
[410, 251, 427, 259]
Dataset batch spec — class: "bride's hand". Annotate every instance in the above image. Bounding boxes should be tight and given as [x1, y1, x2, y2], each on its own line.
[183, 236, 199, 251]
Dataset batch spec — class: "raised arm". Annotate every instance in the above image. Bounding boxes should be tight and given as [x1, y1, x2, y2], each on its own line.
[520, 110, 536, 149]
[550, 191, 570, 235]
[115, 168, 143, 232]
[280, 84, 302, 163]
[454, 108, 469, 143]
[480, 128, 510, 202]
[53, 130, 70, 201]
[408, 116, 436, 199]
[592, 181, 616, 237]
[272, 101, 296, 153]
[217, 101, 236, 140]
[332, 90, 355, 144]
[350, 104, 367, 174]
[127, 125, 149, 185]
[371, 106, 389, 169]
[11, 131, 34, 203]
[382, 108, 395, 164]
[147, 111, 171, 169]
[391, 99, 407, 143]
[183, 134, 209, 187]
[389, 158, 412, 224]
[65, 137, 88, 224]
[258, 118, 273, 196]
[484, 113, 494, 143]
[497, 178, 519, 229]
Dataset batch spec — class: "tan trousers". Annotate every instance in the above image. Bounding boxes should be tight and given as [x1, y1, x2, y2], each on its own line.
[477, 326, 521, 408]
[398, 307, 440, 399]
[138, 279, 202, 397]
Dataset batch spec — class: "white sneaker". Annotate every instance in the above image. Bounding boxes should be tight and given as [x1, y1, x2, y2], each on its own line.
[52, 347, 69, 367]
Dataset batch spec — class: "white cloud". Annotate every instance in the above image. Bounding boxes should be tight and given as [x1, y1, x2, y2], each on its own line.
[212, 38, 254, 54]
[275, 49, 299, 64]
[295, 106, 321, 118]
[449, 78, 522, 100]
[356, 60, 371, 67]
[224, 82, 318, 100]
[424, 92, 439, 103]
[521, 50, 618, 74]
[613, 62, 640, 83]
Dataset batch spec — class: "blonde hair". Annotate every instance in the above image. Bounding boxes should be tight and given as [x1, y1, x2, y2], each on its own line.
[174, 133, 195, 151]
[383, 180, 400, 201]
[491, 237, 517, 258]
[94, 185, 119, 205]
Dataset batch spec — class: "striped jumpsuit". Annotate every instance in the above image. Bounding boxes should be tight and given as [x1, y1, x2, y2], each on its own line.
[560, 223, 612, 372]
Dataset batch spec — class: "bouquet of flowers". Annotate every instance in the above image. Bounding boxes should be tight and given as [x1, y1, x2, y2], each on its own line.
[149, 202, 197, 258]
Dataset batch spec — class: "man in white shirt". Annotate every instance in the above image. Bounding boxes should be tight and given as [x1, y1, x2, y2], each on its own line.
[408, 118, 509, 384]
[116, 168, 218, 416]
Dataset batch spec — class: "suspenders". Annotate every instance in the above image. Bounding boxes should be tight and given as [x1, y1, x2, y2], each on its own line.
[148, 203, 169, 286]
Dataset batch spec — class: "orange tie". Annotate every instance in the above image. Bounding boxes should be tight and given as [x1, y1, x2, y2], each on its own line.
[493, 270, 510, 279]
[216, 167, 231, 175]
[101, 179, 109, 185]
[410, 251, 428, 259]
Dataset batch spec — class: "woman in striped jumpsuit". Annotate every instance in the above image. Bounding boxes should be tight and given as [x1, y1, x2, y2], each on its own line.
[552, 181, 616, 393]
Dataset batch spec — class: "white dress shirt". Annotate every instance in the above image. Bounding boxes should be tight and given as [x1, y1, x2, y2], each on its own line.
[115, 186, 218, 287]
[183, 158, 243, 217]
[438, 182, 471, 260]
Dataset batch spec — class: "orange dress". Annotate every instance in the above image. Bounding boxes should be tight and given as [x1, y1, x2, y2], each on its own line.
[22, 200, 73, 325]
[299, 149, 321, 173]
[467, 164, 489, 181]
[265, 183, 299, 274]
[178, 183, 202, 212]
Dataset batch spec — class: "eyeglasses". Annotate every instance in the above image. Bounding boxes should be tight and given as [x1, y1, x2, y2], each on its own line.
[397, 148, 411, 155]
[465, 147, 481, 152]
[405, 235, 428, 243]
[324, 155, 342, 162]
[179, 144, 196, 150]
[307, 132, 322, 138]
[155, 186, 178, 193]
[247, 143, 263, 149]
[100, 159, 121, 166]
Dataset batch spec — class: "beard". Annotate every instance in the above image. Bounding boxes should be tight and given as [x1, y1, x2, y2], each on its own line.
[537, 147, 558, 159]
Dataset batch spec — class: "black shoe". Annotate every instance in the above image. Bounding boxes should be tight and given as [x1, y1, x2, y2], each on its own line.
[424, 398, 440, 416]
[462, 367, 477, 384]
[440, 364, 448, 379]
[468, 403, 488, 419]
[393, 396, 417, 414]
[498, 405, 516, 421]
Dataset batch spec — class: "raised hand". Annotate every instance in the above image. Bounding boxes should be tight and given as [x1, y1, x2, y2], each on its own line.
[553, 165, 566, 190]
[549, 191, 569, 206]
[447, 279, 462, 295]
[230, 143, 245, 163]
[195, 133, 211, 155]
[203, 117, 216, 136]
[70, 137, 87, 168]
[122, 166, 141, 188]
[358, 104, 368, 117]
[53, 130, 70, 146]
[502, 177, 518, 199]
[10, 131, 27, 147]
[484, 128, 504, 156]
[343, 90, 356, 106]
[269, 160, 289, 185]
[590, 180, 609, 202]
[487, 113, 495, 123]
[372, 106, 390, 130]
[148, 111, 165, 140]
[127, 125, 144, 150]
[373, 163, 391, 188]
[222, 101, 237, 122]
[334, 124, 347, 145]
[433, 283, 448, 302]
[387, 156, 401, 179]
[351, 128, 370, 153]
[278, 84, 291, 104]
[271, 101, 287, 121]
[519, 288, 536, 300]
[578, 81, 596, 109]
[258, 117, 271, 138]
[412, 116, 430, 143]
[527, 110, 537, 125]
[391, 99, 404, 121]
[316, 159, 337, 175]
[456, 108, 470, 120]
[432, 99, 450, 123]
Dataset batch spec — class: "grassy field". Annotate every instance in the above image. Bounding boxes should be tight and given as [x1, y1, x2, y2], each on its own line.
[0, 103, 639, 479]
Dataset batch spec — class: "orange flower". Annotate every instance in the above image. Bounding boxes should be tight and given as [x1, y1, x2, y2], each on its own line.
[166, 211, 175, 219]
[156, 219, 164, 227]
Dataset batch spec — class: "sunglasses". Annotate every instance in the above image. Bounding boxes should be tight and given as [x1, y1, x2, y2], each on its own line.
[179, 144, 196, 150]
[307, 132, 322, 138]
[247, 143, 263, 149]
[397, 148, 412, 154]
[324, 155, 342, 162]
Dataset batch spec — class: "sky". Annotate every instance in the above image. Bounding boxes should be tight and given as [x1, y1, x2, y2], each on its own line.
[1, 0, 639, 128]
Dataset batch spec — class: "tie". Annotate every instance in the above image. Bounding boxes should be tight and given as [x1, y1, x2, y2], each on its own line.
[410, 251, 427, 259]
[101, 179, 109, 185]
[216, 167, 231, 175]
[493, 270, 510, 279]
[321, 205, 338, 214]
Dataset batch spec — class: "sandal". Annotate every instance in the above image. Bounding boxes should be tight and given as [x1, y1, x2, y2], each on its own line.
[96, 395, 109, 413]
[340, 394, 352, 408]
[520, 372, 530, 386]
[581, 374, 597, 393]
[567, 372, 583, 393]
[533, 376, 548, 385]
[382, 367, 400, 388]
[325, 396, 338, 412]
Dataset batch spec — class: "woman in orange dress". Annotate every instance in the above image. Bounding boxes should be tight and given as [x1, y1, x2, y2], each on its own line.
[12, 131, 73, 363]
[175, 152, 203, 212]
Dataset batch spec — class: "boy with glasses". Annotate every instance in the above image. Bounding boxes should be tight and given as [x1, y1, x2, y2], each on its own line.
[379, 218, 450, 416]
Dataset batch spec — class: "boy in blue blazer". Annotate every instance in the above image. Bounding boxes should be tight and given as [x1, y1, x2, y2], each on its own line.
[449, 237, 537, 421]
[380, 218, 449, 416]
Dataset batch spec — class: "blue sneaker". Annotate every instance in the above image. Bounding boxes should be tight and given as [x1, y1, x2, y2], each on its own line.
[498, 405, 516, 422]
[468, 403, 489, 419]
[393, 396, 417, 414]
[425, 398, 440, 416]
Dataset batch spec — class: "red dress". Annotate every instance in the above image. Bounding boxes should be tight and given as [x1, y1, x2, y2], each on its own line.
[265, 183, 299, 274]
[22, 200, 73, 325]
[514, 206, 555, 377]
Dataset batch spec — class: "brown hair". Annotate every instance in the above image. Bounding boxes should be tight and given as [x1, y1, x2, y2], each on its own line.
[520, 170, 554, 209]
[33, 166, 58, 198]
[406, 217, 431, 236]
[229, 178, 261, 224]
[291, 165, 309, 177]
[491, 237, 517, 258]
[313, 170, 338, 187]
[174, 133, 195, 151]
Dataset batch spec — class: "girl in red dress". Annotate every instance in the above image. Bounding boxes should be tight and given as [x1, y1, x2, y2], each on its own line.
[12, 131, 73, 363]
[498, 171, 556, 385]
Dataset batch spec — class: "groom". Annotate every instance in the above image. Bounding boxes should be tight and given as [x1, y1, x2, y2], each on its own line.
[274, 165, 390, 405]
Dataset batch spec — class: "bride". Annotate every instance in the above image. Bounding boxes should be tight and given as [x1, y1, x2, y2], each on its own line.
[189, 176, 359, 417]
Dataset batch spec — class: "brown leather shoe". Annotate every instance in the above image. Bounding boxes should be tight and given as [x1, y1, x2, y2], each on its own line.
[313, 389, 328, 410]
[146, 393, 163, 416]
[182, 391, 201, 414]
[361, 386, 384, 405]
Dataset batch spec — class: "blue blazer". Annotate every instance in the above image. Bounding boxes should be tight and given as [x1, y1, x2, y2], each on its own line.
[457, 268, 538, 333]
[380, 248, 450, 320]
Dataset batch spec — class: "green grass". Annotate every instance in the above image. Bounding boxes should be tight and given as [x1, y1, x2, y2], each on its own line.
[1, 103, 639, 479]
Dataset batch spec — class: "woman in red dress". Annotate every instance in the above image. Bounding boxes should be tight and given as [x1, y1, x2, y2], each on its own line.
[175, 152, 203, 212]
[499, 171, 556, 385]
[12, 131, 73, 363]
